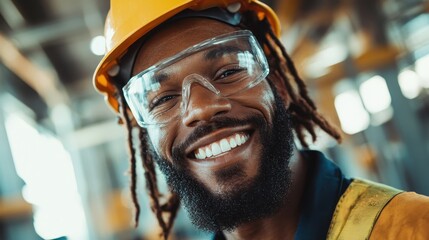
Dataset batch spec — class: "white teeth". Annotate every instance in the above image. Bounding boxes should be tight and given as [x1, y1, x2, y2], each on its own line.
[235, 134, 242, 145]
[194, 133, 250, 160]
[198, 148, 206, 159]
[211, 143, 221, 155]
[229, 138, 237, 148]
[205, 147, 213, 158]
[220, 139, 231, 152]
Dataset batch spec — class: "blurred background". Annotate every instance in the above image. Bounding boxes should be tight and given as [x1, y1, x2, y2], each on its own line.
[0, 0, 428, 239]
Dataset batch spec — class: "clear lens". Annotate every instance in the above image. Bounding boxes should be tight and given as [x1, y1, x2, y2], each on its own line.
[123, 30, 269, 127]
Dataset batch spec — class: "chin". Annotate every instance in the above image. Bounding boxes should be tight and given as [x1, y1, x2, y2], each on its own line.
[189, 130, 264, 196]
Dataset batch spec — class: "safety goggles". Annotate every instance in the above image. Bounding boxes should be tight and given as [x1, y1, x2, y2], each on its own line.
[123, 30, 269, 127]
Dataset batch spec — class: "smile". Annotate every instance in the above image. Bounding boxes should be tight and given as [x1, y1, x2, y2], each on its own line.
[194, 133, 250, 160]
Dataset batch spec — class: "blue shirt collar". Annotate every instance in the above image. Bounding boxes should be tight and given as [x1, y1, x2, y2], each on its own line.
[294, 150, 351, 240]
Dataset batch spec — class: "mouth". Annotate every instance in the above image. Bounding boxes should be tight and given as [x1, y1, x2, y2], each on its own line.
[193, 132, 250, 160]
[185, 126, 253, 161]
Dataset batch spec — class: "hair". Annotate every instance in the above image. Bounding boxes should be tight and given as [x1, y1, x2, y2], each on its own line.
[115, 10, 342, 240]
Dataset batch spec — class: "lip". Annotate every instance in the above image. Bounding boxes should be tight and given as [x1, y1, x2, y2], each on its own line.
[184, 125, 253, 158]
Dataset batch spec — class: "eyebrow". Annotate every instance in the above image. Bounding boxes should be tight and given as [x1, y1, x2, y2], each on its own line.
[153, 72, 169, 84]
[204, 45, 242, 60]
[152, 45, 242, 84]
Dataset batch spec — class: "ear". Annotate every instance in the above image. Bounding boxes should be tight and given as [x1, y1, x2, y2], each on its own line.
[266, 71, 292, 109]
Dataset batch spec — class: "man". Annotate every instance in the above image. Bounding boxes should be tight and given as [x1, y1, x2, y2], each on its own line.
[93, 0, 429, 239]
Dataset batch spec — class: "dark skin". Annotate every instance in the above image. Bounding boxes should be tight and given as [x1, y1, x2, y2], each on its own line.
[133, 18, 308, 240]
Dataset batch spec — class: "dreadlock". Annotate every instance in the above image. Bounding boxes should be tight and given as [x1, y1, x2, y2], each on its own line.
[241, 11, 342, 147]
[118, 92, 140, 227]
[117, 11, 342, 239]
[138, 127, 180, 238]
[118, 93, 180, 240]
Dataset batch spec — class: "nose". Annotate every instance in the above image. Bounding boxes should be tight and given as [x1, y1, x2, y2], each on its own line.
[181, 83, 232, 127]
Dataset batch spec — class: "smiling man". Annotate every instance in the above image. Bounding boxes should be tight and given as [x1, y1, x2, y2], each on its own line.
[93, 1, 429, 239]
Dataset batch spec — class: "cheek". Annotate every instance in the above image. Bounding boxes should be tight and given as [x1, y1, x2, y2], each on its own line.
[259, 82, 275, 115]
[233, 80, 275, 122]
[147, 127, 174, 159]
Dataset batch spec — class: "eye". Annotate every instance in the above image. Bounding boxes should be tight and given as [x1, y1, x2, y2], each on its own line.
[219, 69, 239, 78]
[217, 67, 245, 79]
[150, 94, 179, 110]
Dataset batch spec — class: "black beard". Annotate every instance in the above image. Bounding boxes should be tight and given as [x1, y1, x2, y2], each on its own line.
[154, 94, 294, 232]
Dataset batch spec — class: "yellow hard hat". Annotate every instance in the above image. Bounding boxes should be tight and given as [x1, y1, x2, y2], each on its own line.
[93, 0, 281, 113]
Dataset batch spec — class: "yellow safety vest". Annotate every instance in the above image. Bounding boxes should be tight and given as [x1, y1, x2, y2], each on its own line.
[326, 179, 429, 240]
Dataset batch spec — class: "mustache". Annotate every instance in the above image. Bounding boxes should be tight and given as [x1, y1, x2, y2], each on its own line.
[172, 116, 267, 163]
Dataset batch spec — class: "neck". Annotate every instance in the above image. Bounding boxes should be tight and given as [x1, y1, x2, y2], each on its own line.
[223, 149, 307, 240]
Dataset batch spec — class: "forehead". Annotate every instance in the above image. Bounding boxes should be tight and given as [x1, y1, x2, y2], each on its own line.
[132, 18, 239, 75]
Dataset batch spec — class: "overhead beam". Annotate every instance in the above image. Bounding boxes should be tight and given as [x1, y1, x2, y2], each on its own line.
[0, 34, 68, 107]
[66, 120, 124, 149]
[9, 17, 88, 51]
[0, 0, 25, 28]
[315, 45, 399, 87]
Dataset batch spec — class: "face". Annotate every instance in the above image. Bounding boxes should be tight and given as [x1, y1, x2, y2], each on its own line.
[132, 18, 294, 231]
[134, 18, 276, 193]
